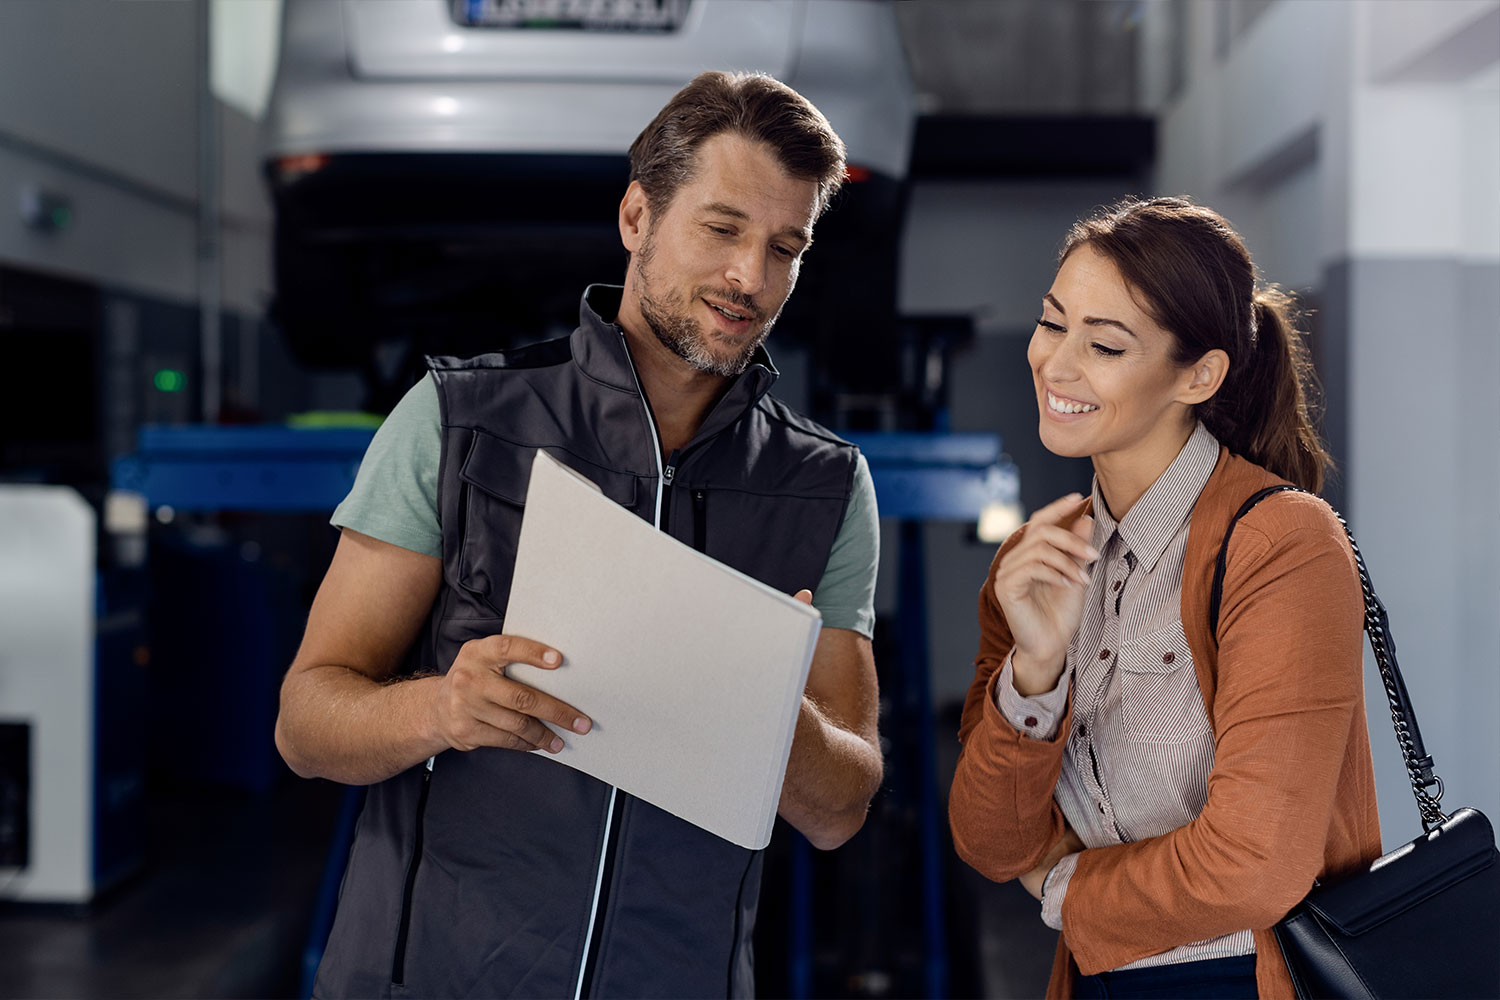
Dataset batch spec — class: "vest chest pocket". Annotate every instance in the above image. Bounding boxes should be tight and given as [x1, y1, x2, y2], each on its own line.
[1115, 624, 1211, 746]
[455, 430, 637, 616]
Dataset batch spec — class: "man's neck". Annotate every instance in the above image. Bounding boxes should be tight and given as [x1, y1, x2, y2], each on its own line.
[617, 319, 733, 459]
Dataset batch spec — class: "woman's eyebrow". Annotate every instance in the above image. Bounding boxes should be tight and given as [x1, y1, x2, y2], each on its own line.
[1043, 294, 1138, 337]
[1080, 316, 1134, 340]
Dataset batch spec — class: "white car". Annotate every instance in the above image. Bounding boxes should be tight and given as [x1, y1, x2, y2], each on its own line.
[263, 0, 916, 412]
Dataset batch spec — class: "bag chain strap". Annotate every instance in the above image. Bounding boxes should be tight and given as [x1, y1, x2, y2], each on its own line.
[1218, 485, 1449, 832]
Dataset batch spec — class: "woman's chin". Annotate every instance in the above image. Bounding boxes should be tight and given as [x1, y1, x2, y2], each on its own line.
[1037, 421, 1093, 460]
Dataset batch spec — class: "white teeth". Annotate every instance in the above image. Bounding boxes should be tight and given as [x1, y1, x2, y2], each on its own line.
[711, 304, 747, 321]
[1048, 391, 1099, 414]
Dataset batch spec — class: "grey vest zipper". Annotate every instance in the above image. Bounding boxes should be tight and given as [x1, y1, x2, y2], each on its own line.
[660, 450, 681, 529]
[572, 335, 671, 1000]
[391, 755, 435, 985]
[692, 489, 707, 553]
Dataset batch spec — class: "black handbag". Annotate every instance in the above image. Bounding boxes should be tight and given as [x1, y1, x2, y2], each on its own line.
[1210, 486, 1500, 1000]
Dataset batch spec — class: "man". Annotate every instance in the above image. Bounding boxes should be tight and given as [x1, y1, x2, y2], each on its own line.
[275, 71, 882, 998]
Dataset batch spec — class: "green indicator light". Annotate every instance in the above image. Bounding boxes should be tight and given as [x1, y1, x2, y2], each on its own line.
[153, 369, 186, 393]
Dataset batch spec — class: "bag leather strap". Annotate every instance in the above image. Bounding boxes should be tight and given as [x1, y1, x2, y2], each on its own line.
[1209, 485, 1448, 831]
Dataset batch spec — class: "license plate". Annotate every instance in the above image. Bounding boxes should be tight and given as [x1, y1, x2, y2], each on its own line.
[451, 0, 692, 33]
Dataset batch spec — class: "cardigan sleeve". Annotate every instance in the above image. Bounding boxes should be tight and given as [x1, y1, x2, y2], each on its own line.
[1058, 501, 1366, 974]
[948, 532, 1077, 883]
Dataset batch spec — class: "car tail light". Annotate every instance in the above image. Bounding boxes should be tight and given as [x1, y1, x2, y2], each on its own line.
[275, 153, 330, 182]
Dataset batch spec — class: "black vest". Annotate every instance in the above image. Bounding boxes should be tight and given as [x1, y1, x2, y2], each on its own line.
[315, 287, 858, 999]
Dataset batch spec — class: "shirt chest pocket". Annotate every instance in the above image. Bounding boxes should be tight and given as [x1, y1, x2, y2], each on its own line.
[1114, 624, 1211, 745]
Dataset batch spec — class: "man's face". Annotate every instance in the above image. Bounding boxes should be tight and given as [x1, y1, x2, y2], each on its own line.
[621, 132, 820, 377]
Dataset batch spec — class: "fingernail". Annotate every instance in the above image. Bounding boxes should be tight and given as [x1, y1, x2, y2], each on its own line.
[543, 650, 560, 665]
[1085, 547, 1100, 560]
[573, 717, 591, 734]
[549, 736, 564, 753]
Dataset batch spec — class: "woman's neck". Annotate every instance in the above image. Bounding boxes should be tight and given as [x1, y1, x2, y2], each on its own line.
[1092, 421, 1197, 522]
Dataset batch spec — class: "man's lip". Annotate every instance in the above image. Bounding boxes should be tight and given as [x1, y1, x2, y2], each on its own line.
[703, 298, 756, 326]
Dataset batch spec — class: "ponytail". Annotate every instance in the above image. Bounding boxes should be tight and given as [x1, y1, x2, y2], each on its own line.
[1200, 288, 1330, 492]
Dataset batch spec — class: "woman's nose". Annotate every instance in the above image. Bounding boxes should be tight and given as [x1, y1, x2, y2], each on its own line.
[1039, 333, 1081, 381]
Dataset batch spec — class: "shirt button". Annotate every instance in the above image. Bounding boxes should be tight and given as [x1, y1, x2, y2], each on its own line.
[1099, 649, 1111, 660]
[1078, 723, 1087, 738]
[1098, 802, 1107, 814]
[1024, 716, 1039, 728]
[1163, 651, 1176, 664]
[1112, 580, 1122, 592]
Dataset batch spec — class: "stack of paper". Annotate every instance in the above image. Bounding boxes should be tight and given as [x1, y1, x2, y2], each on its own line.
[503, 450, 822, 850]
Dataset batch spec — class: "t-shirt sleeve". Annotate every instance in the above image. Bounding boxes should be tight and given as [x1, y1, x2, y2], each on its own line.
[329, 376, 443, 558]
[811, 451, 879, 639]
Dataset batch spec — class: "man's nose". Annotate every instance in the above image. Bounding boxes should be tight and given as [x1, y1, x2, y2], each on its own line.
[724, 246, 767, 297]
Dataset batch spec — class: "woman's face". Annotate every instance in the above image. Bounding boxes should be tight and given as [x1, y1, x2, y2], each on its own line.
[1027, 244, 1203, 470]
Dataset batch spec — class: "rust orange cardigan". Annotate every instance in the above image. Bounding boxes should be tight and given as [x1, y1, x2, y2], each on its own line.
[948, 448, 1382, 999]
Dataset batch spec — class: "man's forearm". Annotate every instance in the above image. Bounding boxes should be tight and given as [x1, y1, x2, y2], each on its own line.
[777, 696, 883, 850]
[276, 666, 448, 785]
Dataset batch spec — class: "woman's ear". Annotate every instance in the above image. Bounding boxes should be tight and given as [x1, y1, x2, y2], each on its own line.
[1179, 348, 1229, 405]
[618, 181, 650, 254]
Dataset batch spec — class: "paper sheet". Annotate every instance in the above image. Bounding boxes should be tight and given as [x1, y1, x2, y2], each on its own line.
[503, 450, 822, 850]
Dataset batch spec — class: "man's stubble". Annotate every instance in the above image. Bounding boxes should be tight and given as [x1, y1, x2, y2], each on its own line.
[633, 228, 787, 378]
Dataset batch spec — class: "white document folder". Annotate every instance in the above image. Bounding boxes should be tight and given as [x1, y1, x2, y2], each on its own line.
[503, 450, 822, 850]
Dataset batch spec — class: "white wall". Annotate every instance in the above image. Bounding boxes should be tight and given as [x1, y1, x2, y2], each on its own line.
[0, 0, 272, 315]
[899, 178, 1141, 325]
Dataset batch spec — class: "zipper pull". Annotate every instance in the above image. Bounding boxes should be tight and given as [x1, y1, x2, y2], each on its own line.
[663, 449, 681, 487]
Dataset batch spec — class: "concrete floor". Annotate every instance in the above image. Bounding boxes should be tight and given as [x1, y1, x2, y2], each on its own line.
[1, 756, 1054, 999]
[0, 780, 342, 999]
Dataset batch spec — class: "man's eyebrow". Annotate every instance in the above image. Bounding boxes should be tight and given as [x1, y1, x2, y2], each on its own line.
[702, 201, 811, 246]
[1042, 294, 1137, 337]
[703, 201, 750, 221]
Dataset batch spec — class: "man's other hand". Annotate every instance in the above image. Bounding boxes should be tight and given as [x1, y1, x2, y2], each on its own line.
[777, 588, 882, 850]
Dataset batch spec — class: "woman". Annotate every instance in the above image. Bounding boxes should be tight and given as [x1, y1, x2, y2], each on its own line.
[948, 197, 1382, 999]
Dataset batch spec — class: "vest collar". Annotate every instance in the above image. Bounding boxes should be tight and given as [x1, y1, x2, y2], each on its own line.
[572, 284, 781, 437]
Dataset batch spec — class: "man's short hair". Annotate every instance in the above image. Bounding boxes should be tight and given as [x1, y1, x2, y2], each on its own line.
[627, 71, 847, 219]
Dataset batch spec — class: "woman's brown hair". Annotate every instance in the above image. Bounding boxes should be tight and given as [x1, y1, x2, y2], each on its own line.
[1061, 196, 1332, 491]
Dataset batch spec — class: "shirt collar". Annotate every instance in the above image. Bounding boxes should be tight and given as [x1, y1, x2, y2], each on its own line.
[1089, 422, 1220, 574]
[570, 283, 781, 432]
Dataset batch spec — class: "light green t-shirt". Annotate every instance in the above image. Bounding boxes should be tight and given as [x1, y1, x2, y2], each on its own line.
[332, 377, 879, 638]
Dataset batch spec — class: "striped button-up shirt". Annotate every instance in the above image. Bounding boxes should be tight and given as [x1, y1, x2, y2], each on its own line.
[997, 423, 1256, 970]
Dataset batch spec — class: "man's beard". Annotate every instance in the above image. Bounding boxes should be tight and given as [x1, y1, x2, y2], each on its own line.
[634, 231, 782, 377]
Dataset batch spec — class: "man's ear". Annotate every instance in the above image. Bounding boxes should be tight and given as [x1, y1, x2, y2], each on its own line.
[1179, 348, 1229, 405]
[619, 181, 650, 254]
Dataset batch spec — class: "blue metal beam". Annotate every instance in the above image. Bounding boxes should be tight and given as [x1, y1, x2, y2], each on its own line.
[113, 426, 1019, 523]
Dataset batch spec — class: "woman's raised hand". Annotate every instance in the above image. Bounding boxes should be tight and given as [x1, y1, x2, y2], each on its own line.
[992, 494, 1097, 696]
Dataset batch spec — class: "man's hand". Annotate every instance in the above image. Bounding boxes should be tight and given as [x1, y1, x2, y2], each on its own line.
[276, 529, 590, 785]
[776, 590, 882, 850]
[1019, 826, 1085, 901]
[432, 634, 592, 753]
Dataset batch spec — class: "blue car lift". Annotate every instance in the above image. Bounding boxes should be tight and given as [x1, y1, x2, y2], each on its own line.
[114, 424, 1018, 1000]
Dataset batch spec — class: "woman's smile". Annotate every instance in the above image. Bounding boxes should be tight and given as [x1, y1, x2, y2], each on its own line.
[1045, 389, 1100, 416]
